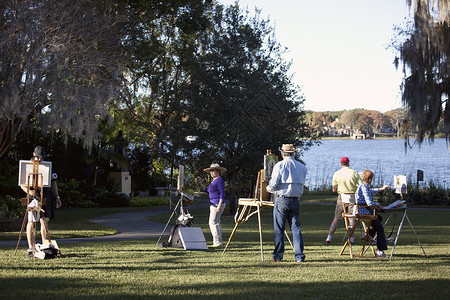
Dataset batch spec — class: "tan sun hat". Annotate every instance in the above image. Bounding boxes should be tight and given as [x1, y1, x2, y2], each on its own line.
[278, 144, 296, 153]
[204, 163, 227, 173]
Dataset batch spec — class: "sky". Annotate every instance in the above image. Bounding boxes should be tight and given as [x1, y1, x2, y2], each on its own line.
[219, 0, 413, 112]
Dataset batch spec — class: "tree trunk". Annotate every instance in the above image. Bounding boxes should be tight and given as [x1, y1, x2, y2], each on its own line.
[228, 171, 238, 215]
[0, 118, 23, 158]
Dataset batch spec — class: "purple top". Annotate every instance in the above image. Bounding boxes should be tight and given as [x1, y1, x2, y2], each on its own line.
[206, 177, 225, 205]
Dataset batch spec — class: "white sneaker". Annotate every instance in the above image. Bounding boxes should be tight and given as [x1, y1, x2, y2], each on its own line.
[376, 250, 387, 258]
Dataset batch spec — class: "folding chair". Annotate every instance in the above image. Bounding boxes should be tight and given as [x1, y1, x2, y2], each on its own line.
[339, 202, 356, 258]
[355, 203, 377, 257]
[340, 202, 377, 258]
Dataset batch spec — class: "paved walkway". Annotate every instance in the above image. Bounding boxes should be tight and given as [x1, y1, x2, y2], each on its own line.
[0, 200, 210, 248]
[2, 200, 446, 249]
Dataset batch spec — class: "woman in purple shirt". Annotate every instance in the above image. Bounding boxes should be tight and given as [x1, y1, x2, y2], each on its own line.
[197, 163, 226, 247]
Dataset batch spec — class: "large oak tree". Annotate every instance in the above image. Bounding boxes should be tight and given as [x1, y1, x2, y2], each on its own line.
[185, 4, 313, 213]
[0, 0, 125, 157]
[113, 0, 214, 179]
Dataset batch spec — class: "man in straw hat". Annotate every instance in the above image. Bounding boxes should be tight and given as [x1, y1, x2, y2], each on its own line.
[267, 144, 307, 262]
[197, 163, 227, 247]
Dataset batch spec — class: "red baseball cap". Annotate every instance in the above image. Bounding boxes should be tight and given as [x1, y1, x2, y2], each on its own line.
[340, 157, 349, 165]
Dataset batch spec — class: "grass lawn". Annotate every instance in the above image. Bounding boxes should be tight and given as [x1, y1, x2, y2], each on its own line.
[0, 198, 449, 299]
[0, 207, 152, 240]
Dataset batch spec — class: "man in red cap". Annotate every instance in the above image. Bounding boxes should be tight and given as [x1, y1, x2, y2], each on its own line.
[325, 157, 361, 244]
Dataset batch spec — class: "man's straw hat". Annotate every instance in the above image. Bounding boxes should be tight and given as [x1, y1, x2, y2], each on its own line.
[278, 144, 296, 153]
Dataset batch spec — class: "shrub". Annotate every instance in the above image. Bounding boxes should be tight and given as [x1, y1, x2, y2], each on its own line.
[58, 177, 135, 208]
[0, 175, 21, 199]
[94, 188, 130, 207]
[129, 196, 169, 207]
[0, 195, 24, 219]
[58, 179, 97, 208]
[406, 184, 449, 206]
[376, 189, 399, 205]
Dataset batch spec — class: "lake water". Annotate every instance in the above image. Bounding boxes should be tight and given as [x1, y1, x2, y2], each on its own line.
[300, 138, 450, 190]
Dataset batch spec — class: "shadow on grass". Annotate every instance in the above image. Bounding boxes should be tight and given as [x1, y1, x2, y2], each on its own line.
[0, 276, 448, 299]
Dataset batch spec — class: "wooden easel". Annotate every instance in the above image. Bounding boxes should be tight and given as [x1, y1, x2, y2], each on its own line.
[14, 156, 51, 259]
[222, 169, 293, 261]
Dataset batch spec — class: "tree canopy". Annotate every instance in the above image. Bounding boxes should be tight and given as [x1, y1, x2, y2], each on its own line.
[0, 0, 125, 157]
[183, 3, 312, 212]
[1, 0, 314, 207]
[394, 0, 449, 143]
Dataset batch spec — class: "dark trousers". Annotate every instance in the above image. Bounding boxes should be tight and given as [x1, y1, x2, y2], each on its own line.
[369, 214, 387, 251]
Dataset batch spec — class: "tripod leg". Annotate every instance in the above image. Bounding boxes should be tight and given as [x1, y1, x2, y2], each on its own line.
[389, 210, 406, 260]
[257, 204, 264, 261]
[223, 205, 249, 254]
[156, 197, 181, 245]
[405, 212, 426, 256]
[14, 211, 29, 254]
[222, 220, 243, 254]
[284, 230, 293, 249]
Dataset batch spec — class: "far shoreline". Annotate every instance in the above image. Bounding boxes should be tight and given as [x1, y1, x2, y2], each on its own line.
[317, 135, 448, 141]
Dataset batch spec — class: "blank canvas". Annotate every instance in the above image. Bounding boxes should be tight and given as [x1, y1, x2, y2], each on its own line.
[178, 227, 208, 250]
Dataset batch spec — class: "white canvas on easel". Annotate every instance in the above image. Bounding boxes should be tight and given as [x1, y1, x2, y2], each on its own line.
[178, 227, 208, 250]
[18, 160, 52, 187]
[394, 175, 407, 194]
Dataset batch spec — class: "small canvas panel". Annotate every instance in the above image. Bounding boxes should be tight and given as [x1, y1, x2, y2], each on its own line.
[178, 227, 208, 250]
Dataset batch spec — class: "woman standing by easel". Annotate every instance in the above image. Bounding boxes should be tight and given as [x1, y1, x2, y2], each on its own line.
[197, 163, 226, 247]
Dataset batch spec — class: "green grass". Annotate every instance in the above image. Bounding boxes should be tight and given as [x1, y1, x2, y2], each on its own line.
[0, 201, 449, 299]
[0, 207, 150, 240]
